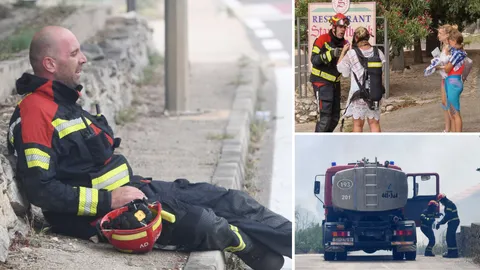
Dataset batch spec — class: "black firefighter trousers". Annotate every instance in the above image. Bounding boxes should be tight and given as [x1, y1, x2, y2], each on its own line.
[135, 178, 292, 257]
[420, 225, 435, 254]
[446, 219, 459, 255]
[44, 178, 292, 258]
[313, 82, 341, 132]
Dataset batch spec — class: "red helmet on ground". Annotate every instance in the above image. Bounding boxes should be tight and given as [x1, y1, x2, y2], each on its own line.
[437, 193, 446, 201]
[98, 199, 175, 254]
[329, 13, 350, 27]
[428, 200, 439, 207]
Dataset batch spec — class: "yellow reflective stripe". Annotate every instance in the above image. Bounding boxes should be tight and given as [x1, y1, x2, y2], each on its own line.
[25, 148, 50, 170]
[77, 187, 98, 216]
[326, 50, 332, 62]
[448, 247, 458, 250]
[312, 46, 320, 54]
[161, 210, 176, 223]
[448, 217, 459, 222]
[112, 231, 147, 241]
[92, 163, 129, 191]
[324, 42, 333, 51]
[116, 249, 133, 253]
[52, 118, 92, 139]
[153, 215, 162, 231]
[311, 68, 340, 82]
[9, 117, 21, 145]
[224, 225, 246, 253]
[368, 62, 382, 68]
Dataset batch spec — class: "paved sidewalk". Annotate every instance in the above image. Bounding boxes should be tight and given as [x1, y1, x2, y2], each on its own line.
[114, 0, 260, 268]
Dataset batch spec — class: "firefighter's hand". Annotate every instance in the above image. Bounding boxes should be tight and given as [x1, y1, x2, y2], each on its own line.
[435, 223, 441, 230]
[342, 43, 351, 53]
[111, 186, 146, 209]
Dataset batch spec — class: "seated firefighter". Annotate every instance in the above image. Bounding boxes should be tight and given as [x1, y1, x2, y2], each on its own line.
[6, 26, 291, 270]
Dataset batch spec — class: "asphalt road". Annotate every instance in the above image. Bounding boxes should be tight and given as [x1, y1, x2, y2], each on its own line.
[223, 0, 293, 269]
[296, 253, 480, 269]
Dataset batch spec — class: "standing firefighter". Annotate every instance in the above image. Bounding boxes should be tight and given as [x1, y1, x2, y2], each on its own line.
[420, 200, 441, 256]
[436, 193, 460, 258]
[310, 13, 350, 132]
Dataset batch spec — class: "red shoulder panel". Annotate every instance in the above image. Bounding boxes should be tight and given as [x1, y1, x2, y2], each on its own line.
[314, 33, 331, 48]
[19, 81, 58, 148]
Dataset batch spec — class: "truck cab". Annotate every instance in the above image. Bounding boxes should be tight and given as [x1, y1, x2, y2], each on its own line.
[313, 158, 439, 261]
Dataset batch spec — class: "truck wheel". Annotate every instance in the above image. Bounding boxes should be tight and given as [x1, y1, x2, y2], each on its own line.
[324, 252, 335, 261]
[405, 251, 416, 261]
[392, 248, 404, 260]
[336, 251, 347, 261]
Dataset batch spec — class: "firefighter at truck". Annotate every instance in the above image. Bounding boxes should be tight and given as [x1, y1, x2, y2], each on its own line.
[436, 193, 460, 258]
[420, 200, 443, 256]
[6, 26, 291, 270]
[309, 13, 350, 132]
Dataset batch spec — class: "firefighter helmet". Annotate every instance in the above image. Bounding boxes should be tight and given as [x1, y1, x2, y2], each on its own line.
[98, 199, 164, 254]
[428, 200, 439, 207]
[329, 13, 350, 27]
[437, 193, 446, 201]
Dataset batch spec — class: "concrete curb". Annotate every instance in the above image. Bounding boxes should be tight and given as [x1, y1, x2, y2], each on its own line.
[184, 0, 262, 268]
[183, 57, 261, 270]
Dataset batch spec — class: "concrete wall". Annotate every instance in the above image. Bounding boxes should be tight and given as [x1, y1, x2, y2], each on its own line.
[0, 6, 155, 262]
[457, 223, 480, 261]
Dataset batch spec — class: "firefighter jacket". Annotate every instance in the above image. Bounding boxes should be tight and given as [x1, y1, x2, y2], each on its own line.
[438, 199, 459, 225]
[309, 29, 348, 84]
[7, 73, 131, 224]
[420, 208, 436, 227]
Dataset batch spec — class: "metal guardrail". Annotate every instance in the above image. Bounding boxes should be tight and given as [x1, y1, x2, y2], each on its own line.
[295, 16, 309, 98]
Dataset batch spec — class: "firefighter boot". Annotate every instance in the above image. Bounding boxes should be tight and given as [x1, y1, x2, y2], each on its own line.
[424, 250, 435, 257]
[226, 225, 284, 270]
[442, 250, 459, 258]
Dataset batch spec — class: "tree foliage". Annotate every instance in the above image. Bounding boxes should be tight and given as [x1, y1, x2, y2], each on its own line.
[295, 207, 324, 254]
[296, 223, 324, 254]
[295, 0, 432, 57]
[429, 0, 480, 31]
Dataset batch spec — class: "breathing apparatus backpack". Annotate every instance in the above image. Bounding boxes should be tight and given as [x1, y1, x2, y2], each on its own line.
[339, 46, 384, 132]
[350, 46, 384, 110]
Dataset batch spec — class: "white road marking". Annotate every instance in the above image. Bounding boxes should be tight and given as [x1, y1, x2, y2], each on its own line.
[243, 18, 266, 29]
[254, 28, 275, 39]
[262, 38, 284, 51]
[269, 51, 291, 61]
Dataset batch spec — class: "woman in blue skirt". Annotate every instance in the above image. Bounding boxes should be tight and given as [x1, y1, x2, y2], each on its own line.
[437, 29, 467, 132]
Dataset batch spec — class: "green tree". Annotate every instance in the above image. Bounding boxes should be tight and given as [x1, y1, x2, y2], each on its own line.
[296, 223, 324, 254]
[295, 0, 432, 69]
[426, 0, 480, 54]
[295, 206, 324, 254]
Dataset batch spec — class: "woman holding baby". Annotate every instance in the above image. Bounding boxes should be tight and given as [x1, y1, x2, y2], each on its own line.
[435, 24, 468, 132]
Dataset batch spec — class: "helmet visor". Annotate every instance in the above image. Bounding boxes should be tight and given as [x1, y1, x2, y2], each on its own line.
[337, 18, 350, 26]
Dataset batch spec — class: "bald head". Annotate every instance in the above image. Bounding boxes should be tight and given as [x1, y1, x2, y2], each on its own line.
[28, 26, 87, 88]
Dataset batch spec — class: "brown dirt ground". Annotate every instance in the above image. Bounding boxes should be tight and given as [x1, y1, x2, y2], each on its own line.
[295, 51, 480, 133]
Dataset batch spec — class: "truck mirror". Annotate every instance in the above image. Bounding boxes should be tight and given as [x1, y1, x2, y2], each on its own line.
[314, 181, 321, 194]
[420, 175, 431, 181]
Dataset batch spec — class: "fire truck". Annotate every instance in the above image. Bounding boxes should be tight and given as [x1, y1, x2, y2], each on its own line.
[313, 157, 439, 261]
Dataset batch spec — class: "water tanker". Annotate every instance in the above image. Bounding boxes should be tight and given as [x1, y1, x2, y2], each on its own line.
[313, 157, 439, 261]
